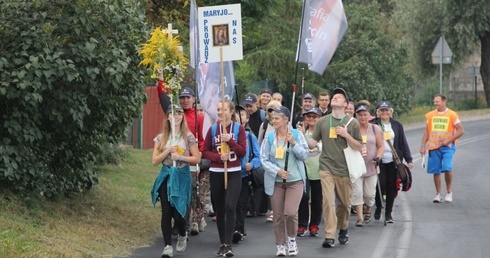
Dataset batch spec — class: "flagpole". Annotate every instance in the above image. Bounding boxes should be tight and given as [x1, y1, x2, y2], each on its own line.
[294, 0, 308, 87]
[219, 46, 229, 190]
[170, 101, 177, 168]
[301, 67, 305, 98]
[234, 84, 242, 125]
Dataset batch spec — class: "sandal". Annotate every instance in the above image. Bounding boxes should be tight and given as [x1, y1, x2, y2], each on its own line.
[356, 219, 364, 227]
[364, 213, 372, 224]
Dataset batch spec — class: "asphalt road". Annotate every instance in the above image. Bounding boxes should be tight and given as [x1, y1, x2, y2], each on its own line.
[132, 115, 490, 258]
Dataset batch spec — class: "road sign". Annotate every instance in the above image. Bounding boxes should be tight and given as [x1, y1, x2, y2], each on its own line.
[431, 37, 452, 64]
[465, 67, 480, 75]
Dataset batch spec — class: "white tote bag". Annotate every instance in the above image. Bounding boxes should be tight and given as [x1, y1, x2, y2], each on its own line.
[343, 118, 367, 183]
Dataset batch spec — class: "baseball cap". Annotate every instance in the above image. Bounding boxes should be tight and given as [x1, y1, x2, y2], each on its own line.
[167, 104, 184, 114]
[268, 106, 291, 120]
[235, 104, 249, 114]
[243, 93, 258, 105]
[179, 87, 195, 97]
[376, 101, 392, 110]
[355, 105, 369, 113]
[332, 88, 349, 104]
[302, 93, 314, 99]
[260, 88, 272, 95]
[302, 107, 322, 116]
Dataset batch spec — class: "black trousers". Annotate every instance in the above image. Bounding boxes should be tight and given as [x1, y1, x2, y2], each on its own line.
[251, 167, 268, 214]
[210, 171, 242, 245]
[159, 177, 186, 246]
[375, 162, 397, 215]
[235, 177, 251, 234]
[298, 179, 323, 228]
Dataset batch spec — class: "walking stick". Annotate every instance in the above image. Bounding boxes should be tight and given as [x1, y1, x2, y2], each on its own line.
[375, 167, 386, 226]
[282, 84, 297, 188]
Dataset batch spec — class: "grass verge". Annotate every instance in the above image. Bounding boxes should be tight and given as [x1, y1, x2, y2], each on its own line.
[0, 148, 160, 257]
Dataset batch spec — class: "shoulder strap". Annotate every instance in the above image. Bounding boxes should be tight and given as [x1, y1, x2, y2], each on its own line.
[211, 124, 217, 149]
[386, 137, 402, 165]
[259, 109, 266, 122]
[345, 117, 354, 127]
[291, 128, 299, 141]
[212, 122, 240, 149]
[247, 132, 253, 160]
[263, 120, 269, 133]
[267, 131, 274, 147]
[234, 122, 240, 137]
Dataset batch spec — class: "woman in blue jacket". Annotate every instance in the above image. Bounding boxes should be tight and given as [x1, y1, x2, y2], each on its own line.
[260, 106, 309, 256]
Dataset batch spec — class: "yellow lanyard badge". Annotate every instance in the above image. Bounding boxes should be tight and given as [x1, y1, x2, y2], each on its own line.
[381, 123, 392, 140]
[176, 146, 185, 155]
[384, 131, 391, 140]
[329, 114, 346, 139]
[274, 133, 287, 159]
[275, 147, 285, 159]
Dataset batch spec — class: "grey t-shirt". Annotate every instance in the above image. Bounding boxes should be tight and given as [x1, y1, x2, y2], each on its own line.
[153, 132, 197, 168]
[311, 114, 362, 177]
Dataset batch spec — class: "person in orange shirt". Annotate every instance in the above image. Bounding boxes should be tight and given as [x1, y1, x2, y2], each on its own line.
[420, 94, 464, 203]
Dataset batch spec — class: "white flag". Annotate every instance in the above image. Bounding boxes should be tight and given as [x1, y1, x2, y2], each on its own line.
[190, 0, 198, 68]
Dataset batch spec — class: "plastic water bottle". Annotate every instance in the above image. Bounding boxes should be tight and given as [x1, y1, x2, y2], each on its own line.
[361, 143, 367, 157]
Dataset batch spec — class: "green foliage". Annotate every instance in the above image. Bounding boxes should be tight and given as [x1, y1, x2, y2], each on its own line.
[0, 0, 149, 197]
[394, 0, 490, 107]
[454, 96, 487, 111]
[412, 77, 441, 106]
[321, 1, 414, 113]
[238, 0, 301, 91]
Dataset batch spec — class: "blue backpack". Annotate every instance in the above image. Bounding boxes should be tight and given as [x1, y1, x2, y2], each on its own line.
[267, 129, 299, 150]
[211, 122, 241, 149]
[259, 109, 266, 122]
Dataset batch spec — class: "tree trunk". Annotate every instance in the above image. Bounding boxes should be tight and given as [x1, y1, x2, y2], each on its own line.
[481, 32, 490, 108]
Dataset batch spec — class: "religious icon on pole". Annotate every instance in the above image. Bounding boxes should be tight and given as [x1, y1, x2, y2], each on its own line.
[213, 24, 229, 46]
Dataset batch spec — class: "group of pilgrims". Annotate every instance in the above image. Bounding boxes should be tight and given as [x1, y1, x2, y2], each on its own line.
[151, 71, 414, 257]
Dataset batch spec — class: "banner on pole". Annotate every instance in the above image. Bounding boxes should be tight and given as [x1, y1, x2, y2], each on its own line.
[190, 0, 199, 68]
[296, 0, 348, 75]
[198, 4, 243, 63]
[197, 62, 236, 134]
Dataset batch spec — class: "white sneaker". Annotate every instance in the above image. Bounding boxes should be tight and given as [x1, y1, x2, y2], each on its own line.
[161, 245, 173, 257]
[176, 232, 187, 252]
[433, 193, 441, 203]
[267, 211, 274, 222]
[276, 244, 286, 256]
[445, 192, 453, 203]
[288, 238, 298, 256]
[199, 218, 207, 232]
